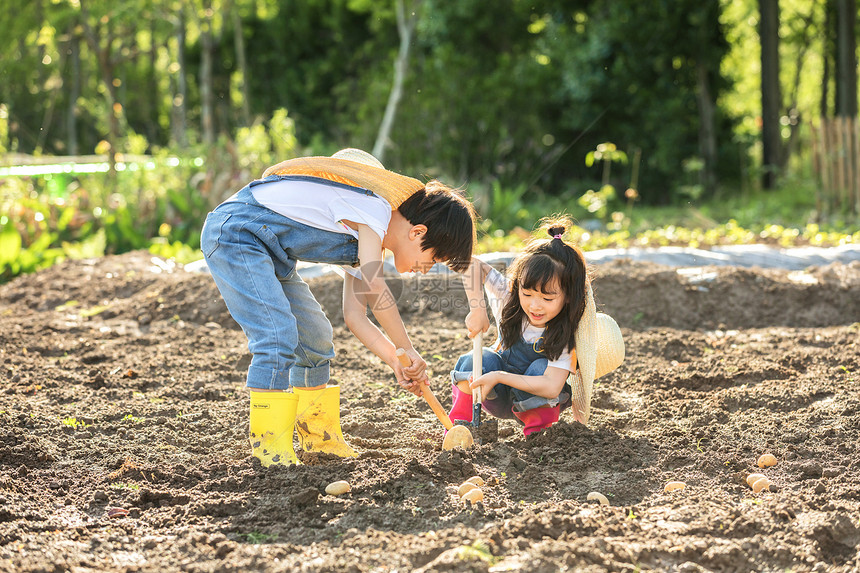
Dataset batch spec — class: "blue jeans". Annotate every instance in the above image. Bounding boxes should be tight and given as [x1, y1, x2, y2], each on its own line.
[451, 341, 572, 417]
[200, 176, 365, 390]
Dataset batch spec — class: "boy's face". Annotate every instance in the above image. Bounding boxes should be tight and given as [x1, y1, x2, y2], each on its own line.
[393, 225, 439, 274]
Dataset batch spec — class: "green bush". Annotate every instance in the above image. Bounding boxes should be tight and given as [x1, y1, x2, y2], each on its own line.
[2, 143, 857, 284]
[0, 110, 298, 283]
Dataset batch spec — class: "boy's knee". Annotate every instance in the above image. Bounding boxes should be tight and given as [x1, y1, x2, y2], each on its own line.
[318, 319, 335, 342]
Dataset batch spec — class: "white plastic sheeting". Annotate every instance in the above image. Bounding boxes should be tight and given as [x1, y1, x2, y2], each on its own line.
[185, 244, 860, 279]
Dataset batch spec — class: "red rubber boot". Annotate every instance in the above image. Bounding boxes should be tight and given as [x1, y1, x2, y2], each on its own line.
[513, 405, 560, 436]
[448, 382, 474, 425]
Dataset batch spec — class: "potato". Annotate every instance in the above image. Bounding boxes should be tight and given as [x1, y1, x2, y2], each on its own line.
[324, 481, 351, 496]
[442, 426, 474, 450]
[757, 453, 777, 468]
[746, 473, 767, 487]
[664, 481, 686, 493]
[465, 476, 485, 487]
[586, 491, 609, 506]
[462, 488, 484, 504]
[458, 482, 479, 497]
[752, 477, 772, 493]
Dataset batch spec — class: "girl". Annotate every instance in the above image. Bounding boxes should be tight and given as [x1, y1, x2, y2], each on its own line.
[451, 217, 624, 436]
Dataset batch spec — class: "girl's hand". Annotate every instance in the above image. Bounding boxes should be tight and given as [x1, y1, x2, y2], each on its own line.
[465, 309, 490, 339]
[469, 371, 499, 397]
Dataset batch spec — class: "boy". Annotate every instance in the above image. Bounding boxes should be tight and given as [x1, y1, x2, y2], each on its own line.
[200, 149, 476, 466]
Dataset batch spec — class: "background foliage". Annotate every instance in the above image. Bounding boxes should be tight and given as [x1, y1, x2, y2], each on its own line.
[0, 0, 817, 191]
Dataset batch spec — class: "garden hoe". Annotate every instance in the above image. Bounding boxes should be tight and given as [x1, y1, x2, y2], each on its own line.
[396, 349, 473, 450]
[453, 332, 498, 445]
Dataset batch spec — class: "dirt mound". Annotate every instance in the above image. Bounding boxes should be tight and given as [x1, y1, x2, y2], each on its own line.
[1, 251, 859, 572]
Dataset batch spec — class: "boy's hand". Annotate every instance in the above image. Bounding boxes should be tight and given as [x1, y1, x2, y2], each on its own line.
[394, 349, 428, 396]
[465, 309, 490, 339]
[397, 378, 423, 397]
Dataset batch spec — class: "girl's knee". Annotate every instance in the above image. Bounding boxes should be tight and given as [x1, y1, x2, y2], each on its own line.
[453, 353, 473, 372]
[523, 358, 549, 377]
[480, 349, 504, 371]
[454, 348, 503, 373]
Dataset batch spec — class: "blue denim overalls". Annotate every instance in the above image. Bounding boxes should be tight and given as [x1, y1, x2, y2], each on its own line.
[451, 336, 572, 417]
[200, 175, 377, 390]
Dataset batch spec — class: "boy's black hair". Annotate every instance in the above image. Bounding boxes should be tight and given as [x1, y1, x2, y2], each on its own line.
[499, 218, 588, 361]
[397, 180, 476, 273]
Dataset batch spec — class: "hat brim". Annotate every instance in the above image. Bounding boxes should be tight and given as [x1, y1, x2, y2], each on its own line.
[569, 284, 625, 425]
[330, 148, 385, 169]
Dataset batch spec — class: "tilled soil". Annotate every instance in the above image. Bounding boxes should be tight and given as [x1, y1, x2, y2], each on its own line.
[1, 251, 859, 572]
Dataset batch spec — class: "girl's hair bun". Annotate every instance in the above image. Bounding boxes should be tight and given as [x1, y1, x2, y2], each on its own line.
[547, 225, 566, 239]
[539, 214, 572, 240]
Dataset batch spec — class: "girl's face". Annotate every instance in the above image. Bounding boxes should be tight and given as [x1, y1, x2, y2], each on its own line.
[518, 277, 566, 328]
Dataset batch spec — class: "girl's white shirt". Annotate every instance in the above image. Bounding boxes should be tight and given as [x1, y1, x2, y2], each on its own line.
[484, 267, 574, 373]
[251, 177, 392, 279]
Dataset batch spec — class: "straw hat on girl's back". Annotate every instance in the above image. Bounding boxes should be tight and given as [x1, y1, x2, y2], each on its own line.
[569, 283, 625, 425]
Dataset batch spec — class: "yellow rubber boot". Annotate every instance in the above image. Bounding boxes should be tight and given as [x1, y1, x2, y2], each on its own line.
[249, 391, 300, 467]
[294, 386, 357, 458]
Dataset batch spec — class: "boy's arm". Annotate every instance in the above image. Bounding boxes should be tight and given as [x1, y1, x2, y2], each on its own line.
[343, 272, 422, 395]
[462, 256, 491, 338]
[353, 224, 428, 383]
[342, 272, 396, 366]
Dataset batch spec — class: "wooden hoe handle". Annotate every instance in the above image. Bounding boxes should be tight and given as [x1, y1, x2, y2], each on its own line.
[472, 333, 483, 405]
[396, 349, 453, 430]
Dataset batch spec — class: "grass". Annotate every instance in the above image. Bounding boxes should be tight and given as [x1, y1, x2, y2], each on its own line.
[476, 180, 858, 254]
[238, 532, 279, 544]
[110, 482, 140, 490]
[1, 169, 857, 283]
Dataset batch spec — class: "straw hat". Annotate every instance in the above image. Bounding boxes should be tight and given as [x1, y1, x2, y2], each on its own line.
[331, 148, 385, 169]
[262, 149, 424, 209]
[569, 283, 625, 425]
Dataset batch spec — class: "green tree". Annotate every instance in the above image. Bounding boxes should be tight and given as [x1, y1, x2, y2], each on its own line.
[834, 0, 857, 117]
[1, 0, 830, 208]
[541, 0, 734, 202]
[759, 0, 781, 189]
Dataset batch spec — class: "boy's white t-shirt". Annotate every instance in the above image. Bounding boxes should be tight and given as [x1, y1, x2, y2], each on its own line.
[251, 177, 391, 242]
[484, 267, 574, 373]
[251, 177, 392, 279]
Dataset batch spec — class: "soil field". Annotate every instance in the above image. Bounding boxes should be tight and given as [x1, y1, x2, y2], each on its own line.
[1, 251, 859, 572]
